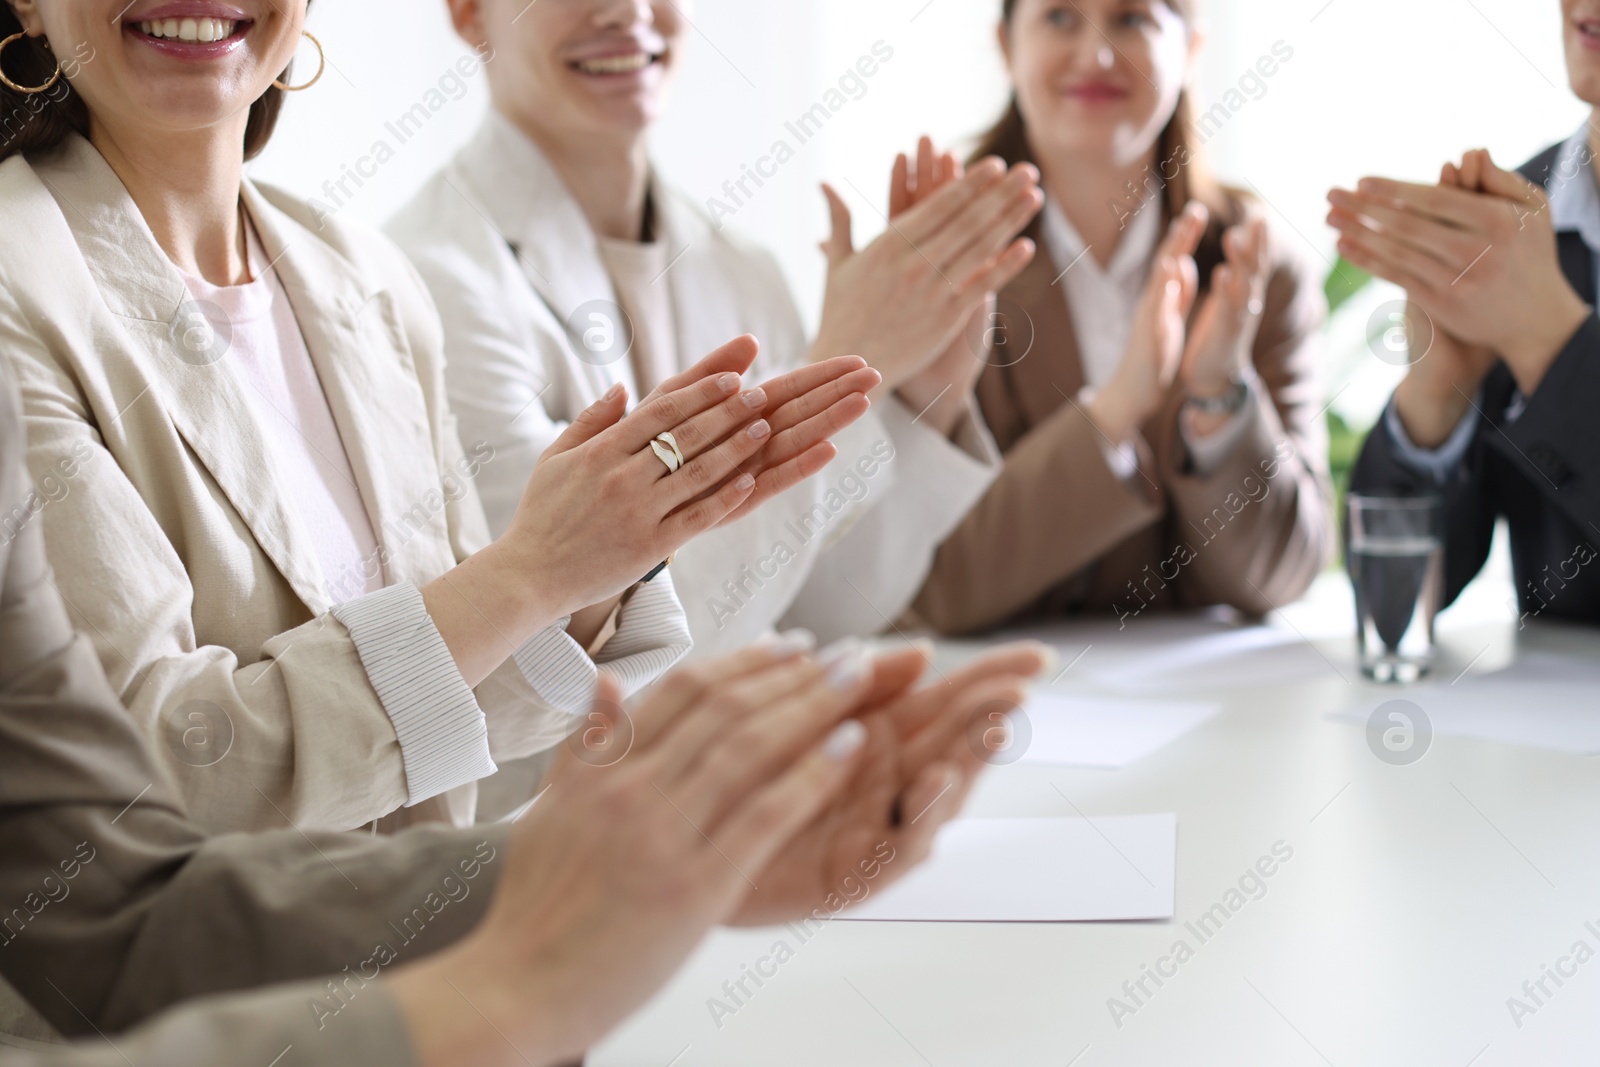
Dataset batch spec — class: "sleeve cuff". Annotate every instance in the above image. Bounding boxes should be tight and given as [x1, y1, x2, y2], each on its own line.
[1384, 395, 1477, 484]
[332, 582, 496, 807]
[510, 571, 692, 715]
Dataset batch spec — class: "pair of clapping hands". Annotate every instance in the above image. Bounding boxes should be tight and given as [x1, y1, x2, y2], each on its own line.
[1327, 149, 1591, 448]
[390, 635, 1049, 1067]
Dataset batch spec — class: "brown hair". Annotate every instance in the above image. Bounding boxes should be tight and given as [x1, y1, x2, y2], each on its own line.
[0, 5, 299, 164]
[977, 0, 1242, 275]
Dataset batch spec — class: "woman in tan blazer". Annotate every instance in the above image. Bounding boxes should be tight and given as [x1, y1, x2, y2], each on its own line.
[0, 0, 878, 835]
[909, 0, 1334, 634]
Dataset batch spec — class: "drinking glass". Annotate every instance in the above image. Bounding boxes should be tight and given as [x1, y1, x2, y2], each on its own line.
[1346, 494, 1444, 683]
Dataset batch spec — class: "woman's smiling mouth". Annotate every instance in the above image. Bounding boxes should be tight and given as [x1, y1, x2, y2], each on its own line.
[124, 5, 253, 59]
[570, 51, 663, 76]
[136, 17, 241, 43]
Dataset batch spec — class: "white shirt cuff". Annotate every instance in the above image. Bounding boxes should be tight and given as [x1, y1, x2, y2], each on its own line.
[332, 582, 496, 807]
[1384, 395, 1477, 483]
[512, 571, 693, 716]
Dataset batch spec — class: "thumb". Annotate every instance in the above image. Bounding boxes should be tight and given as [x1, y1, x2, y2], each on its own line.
[820, 183, 855, 265]
[545, 382, 626, 457]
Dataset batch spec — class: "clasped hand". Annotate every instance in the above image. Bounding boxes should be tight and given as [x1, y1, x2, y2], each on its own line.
[1089, 204, 1271, 446]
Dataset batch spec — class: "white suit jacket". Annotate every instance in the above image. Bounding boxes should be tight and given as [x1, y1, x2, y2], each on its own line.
[388, 112, 1000, 657]
[0, 134, 689, 834]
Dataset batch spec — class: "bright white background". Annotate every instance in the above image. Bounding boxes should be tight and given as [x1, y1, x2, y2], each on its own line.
[251, 0, 1588, 433]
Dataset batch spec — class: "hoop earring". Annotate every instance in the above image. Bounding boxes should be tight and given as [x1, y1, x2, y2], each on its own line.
[272, 30, 325, 92]
[0, 33, 63, 95]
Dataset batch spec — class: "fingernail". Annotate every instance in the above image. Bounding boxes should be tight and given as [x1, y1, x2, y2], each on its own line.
[826, 648, 870, 691]
[741, 387, 767, 410]
[824, 719, 867, 761]
[818, 637, 861, 668]
[734, 473, 755, 491]
[942, 766, 963, 792]
[717, 373, 741, 394]
[765, 628, 817, 656]
[747, 419, 771, 441]
[603, 382, 624, 400]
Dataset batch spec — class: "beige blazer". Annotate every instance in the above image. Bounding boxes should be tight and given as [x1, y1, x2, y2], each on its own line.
[911, 202, 1335, 632]
[0, 134, 681, 835]
[387, 113, 1002, 656]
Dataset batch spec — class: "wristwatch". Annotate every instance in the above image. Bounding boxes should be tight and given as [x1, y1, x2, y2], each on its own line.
[1184, 376, 1251, 416]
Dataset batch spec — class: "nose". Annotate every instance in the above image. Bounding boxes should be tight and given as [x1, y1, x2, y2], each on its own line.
[591, 0, 654, 29]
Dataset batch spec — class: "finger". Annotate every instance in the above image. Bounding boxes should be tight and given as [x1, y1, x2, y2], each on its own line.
[921, 167, 1043, 277]
[540, 382, 626, 457]
[917, 134, 936, 199]
[821, 183, 855, 265]
[902, 676, 1028, 776]
[659, 415, 772, 507]
[684, 659, 875, 830]
[1158, 201, 1209, 263]
[892, 156, 1009, 246]
[720, 441, 841, 523]
[611, 368, 745, 453]
[644, 335, 761, 403]
[1327, 206, 1463, 286]
[953, 238, 1037, 306]
[763, 365, 881, 435]
[1351, 177, 1492, 230]
[941, 150, 962, 186]
[545, 673, 628, 785]
[714, 716, 868, 878]
[1176, 252, 1201, 320]
[942, 184, 1046, 289]
[858, 644, 933, 708]
[755, 391, 872, 476]
[882, 643, 1048, 743]
[1326, 192, 1479, 266]
[889, 152, 910, 218]
[720, 441, 840, 524]
[757, 355, 871, 415]
[1476, 151, 1548, 209]
[661, 383, 772, 463]
[660, 468, 757, 543]
[1334, 225, 1450, 295]
[1440, 161, 1459, 189]
[631, 637, 819, 752]
[653, 657, 833, 790]
[887, 761, 964, 868]
[1461, 149, 1486, 193]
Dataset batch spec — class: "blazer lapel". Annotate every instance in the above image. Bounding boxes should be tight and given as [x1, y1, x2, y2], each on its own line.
[656, 188, 753, 377]
[1557, 230, 1595, 305]
[242, 183, 455, 601]
[450, 112, 637, 403]
[33, 137, 330, 609]
[980, 244, 1087, 450]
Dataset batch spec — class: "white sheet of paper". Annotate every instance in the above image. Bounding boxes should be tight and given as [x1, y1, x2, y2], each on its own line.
[839, 815, 1176, 922]
[1085, 626, 1332, 693]
[1015, 691, 1221, 768]
[1336, 653, 1600, 754]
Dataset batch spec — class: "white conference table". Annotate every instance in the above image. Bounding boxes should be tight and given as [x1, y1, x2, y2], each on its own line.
[591, 571, 1600, 1067]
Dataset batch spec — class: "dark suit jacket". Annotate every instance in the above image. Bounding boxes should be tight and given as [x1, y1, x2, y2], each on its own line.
[0, 357, 504, 1062]
[1350, 146, 1600, 625]
[911, 194, 1335, 634]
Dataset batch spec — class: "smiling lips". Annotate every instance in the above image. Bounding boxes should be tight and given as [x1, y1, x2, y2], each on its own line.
[572, 52, 661, 76]
[1580, 19, 1600, 49]
[137, 16, 239, 42]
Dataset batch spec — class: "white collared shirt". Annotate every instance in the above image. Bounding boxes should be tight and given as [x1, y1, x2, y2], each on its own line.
[1037, 197, 1250, 477]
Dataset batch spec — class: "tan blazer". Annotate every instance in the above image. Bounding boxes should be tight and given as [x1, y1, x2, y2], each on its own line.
[0, 135, 666, 834]
[911, 202, 1335, 633]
